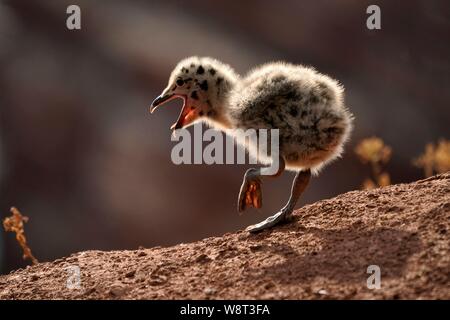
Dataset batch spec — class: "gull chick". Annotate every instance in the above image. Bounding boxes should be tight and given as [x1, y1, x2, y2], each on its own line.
[151, 56, 353, 233]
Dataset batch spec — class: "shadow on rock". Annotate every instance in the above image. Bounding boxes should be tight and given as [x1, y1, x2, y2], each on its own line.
[246, 225, 422, 285]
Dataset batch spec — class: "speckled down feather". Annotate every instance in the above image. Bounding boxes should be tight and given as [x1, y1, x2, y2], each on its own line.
[229, 62, 353, 171]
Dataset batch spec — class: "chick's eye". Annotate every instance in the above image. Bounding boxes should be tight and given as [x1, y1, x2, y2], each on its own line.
[176, 79, 184, 86]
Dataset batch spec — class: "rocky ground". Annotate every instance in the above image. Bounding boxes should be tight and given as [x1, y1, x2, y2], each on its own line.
[0, 173, 449, 299]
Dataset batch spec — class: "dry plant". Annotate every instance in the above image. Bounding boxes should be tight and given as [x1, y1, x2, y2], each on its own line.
[355, 137, 392, 189]
[413, 139, 450, 177]
[3, 207, 38, 265]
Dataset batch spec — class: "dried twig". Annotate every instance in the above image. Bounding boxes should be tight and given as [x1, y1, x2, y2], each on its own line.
[355, 137, 392, 189]
[3, 207, 38, 265]
[413, 139, 450, 177]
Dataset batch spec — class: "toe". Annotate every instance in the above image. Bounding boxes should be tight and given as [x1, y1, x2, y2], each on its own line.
[246, 211, 286, 233]
[251, 185, 262, 208]
[237, 183, 250, 213]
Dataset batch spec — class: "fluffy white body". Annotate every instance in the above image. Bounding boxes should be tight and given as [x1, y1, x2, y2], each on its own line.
[151, 56, 354, 232]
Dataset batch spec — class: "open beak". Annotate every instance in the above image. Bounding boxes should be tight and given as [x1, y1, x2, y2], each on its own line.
[150, 93, 177, 113]
[150, 92, 197, 130]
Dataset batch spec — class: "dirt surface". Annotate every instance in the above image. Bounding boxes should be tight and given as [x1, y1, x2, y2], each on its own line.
[1, 173, 449, 300]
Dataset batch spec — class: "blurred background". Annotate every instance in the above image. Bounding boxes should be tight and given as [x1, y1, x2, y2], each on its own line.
[0, 0, 449, 273]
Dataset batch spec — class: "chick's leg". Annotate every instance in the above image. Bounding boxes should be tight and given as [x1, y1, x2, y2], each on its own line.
[238, 157, 285, 213]
[246, 169, 311, 233]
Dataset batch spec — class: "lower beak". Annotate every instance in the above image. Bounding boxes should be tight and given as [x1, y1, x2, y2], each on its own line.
[170, 105, 197, 130]
[150, 93, 195, 130]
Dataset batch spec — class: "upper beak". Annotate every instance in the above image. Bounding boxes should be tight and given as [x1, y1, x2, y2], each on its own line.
[150, 93, 175, 113]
